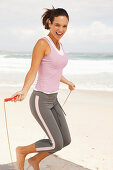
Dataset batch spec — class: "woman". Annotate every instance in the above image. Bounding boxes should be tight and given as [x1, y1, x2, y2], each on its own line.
[11, 7, 75, 170]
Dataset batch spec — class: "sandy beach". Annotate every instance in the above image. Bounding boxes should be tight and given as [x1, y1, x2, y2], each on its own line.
[0, 87, 113, 170]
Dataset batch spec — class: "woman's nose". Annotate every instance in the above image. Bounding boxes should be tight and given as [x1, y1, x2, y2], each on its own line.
[58, 27, 64, 33]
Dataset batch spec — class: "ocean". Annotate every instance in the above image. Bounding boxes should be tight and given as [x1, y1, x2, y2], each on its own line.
[0, 50, 113, 92]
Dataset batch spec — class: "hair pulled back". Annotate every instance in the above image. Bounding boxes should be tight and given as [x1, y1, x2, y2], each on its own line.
[41, 6, 69, 30]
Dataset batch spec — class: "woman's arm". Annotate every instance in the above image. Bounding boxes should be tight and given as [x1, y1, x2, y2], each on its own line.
[60, 75, 76, 90]
[10, 39, 47, 102]
[60, 75, 72, 85]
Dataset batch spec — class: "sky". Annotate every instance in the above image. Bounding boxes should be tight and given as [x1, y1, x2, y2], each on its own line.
[0, 0, 113, 53]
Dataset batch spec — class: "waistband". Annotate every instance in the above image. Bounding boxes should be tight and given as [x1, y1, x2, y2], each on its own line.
[33, 90, 58, 98]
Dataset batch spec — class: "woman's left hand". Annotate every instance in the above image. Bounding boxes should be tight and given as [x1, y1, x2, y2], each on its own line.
[68, 81, 76, 91]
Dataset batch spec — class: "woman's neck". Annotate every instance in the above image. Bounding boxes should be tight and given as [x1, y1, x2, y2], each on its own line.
[47, 33, 59, 46]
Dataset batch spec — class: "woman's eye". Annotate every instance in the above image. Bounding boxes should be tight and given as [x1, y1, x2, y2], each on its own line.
[55, 25, 67, 28]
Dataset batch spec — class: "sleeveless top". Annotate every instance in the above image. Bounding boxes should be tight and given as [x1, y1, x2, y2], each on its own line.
[34, 35, 68, 94]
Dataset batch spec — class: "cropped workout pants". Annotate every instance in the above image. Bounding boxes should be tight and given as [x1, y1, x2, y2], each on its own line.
[29, 90, 71, 154]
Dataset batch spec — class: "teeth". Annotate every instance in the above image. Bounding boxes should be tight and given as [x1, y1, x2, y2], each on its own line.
[57, 32, 62, 35]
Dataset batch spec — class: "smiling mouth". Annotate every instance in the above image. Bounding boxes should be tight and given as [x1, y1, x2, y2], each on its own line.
[56, 32, 63, 36]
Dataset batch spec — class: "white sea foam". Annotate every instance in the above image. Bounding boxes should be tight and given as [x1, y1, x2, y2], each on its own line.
[0, 51, 113, 91]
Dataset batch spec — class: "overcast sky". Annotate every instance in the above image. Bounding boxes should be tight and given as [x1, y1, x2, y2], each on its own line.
[0, 0, 113, 53]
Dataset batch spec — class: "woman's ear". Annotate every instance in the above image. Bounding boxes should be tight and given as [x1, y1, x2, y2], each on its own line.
[48, 20, 51, 29]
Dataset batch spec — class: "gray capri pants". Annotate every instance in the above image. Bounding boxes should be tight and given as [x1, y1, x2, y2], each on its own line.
[29, 90, 71, 154]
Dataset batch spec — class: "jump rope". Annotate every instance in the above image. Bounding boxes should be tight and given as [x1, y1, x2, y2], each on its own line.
[4, 90, 72, 170]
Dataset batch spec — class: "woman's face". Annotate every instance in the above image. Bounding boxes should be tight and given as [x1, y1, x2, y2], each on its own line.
[48, 16, 69, 40]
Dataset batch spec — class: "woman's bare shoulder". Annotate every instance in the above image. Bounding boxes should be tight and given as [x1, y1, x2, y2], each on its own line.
[35, 37, 48, 48]
[34, 37, 50, 56]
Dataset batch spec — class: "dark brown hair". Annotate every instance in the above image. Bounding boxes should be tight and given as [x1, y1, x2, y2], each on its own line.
[41, 6, 69, 30]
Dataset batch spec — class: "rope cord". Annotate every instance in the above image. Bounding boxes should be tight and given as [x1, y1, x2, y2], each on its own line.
[4, 102, 16, 170]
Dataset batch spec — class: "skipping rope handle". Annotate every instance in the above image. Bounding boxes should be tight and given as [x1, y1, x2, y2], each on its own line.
[4, 95, 18, 102]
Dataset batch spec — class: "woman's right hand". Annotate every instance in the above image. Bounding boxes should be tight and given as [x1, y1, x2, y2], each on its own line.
[10, 89, 28, 102]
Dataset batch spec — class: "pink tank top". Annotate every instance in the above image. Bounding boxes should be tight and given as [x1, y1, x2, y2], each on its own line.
[34, 35, 68, 94]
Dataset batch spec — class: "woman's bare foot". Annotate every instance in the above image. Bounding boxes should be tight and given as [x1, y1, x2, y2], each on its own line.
[16, 146, 27, 170]
[28, 152, 51, 170]
[28, 155, 40, 170]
